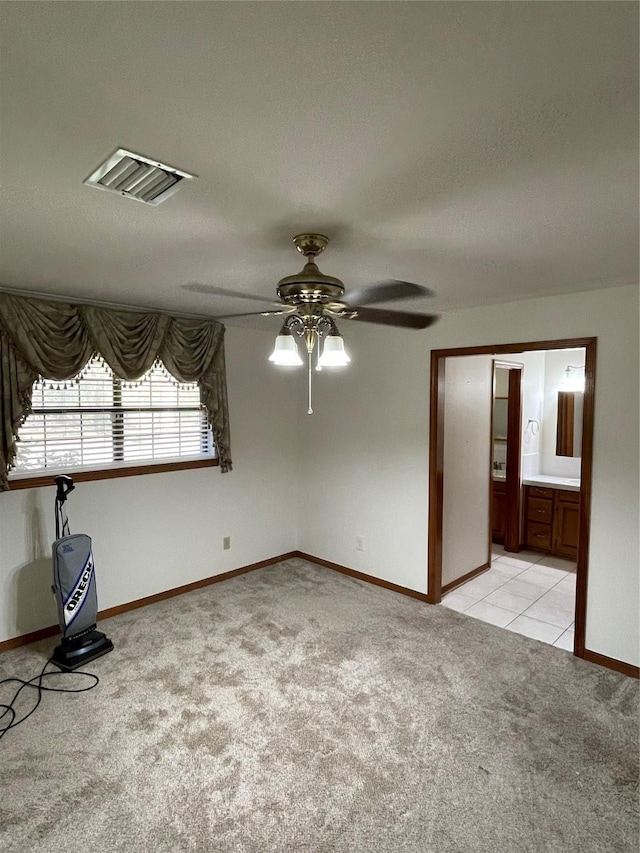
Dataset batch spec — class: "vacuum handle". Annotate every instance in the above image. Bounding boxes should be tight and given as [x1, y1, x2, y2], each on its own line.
[55, 475, 75, 504]
[55, 476, 74, 539]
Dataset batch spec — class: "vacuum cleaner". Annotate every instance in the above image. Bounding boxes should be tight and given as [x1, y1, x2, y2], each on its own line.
[51, 475, 114, 671]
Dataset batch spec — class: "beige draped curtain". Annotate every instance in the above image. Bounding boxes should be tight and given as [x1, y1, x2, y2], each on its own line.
[0, 293, 231, 490]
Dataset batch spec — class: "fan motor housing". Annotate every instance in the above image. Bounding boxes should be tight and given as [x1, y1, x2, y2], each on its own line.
[277, 262, 345, 305]
[276, 233, 345, 305]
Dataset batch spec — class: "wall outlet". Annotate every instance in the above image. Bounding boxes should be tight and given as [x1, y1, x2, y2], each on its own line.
[223, 536, 231, 550]
[356, 535, 365, 551]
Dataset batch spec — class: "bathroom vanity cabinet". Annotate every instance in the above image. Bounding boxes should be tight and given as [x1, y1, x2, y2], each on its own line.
[491, 480, 506, 542]
[524, 485, 580, 559]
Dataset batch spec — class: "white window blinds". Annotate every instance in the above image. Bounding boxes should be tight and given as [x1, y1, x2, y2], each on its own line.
[11, 356, 215, 478]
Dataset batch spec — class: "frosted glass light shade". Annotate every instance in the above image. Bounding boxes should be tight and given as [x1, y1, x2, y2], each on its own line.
[269, 334, 303, 366]
[318, 335, 351, 367]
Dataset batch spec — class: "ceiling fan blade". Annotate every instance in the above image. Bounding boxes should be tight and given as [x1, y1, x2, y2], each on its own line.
[343, 305, 439, 329]
[344, 280, 433, 307]
[183, 283, 282, 306]
[214, 309, 289, 320]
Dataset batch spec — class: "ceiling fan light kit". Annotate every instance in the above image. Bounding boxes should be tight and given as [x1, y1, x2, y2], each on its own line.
[212, 233, 438, 413]
[269, 316, 349, 368]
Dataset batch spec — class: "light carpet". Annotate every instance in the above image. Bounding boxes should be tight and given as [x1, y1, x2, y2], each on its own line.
[1, 558, 638, 852]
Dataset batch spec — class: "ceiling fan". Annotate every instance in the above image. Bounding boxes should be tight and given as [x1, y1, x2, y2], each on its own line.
[193, 233, 439, 412]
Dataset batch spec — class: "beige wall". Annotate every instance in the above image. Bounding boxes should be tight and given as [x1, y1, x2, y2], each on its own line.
[0, 326, 300, 643]
[1, 285, 638, 669]
[298, 284, 639, 667]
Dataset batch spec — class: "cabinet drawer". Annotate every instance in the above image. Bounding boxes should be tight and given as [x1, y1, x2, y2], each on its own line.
[527, 497, 553, 523]
[528, 486, 553, 499]
[525, 521, 552, 550]
[557, 489, 580, 504]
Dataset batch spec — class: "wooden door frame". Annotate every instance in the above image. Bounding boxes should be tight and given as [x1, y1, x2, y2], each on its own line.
[492, 361, 524, 552]
[427, 337, 596, 662]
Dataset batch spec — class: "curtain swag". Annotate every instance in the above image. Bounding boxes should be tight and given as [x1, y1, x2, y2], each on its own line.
[0, 293, 232, 490]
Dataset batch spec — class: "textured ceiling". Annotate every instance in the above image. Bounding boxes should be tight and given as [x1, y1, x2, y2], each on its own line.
[0, 2, 637, 325]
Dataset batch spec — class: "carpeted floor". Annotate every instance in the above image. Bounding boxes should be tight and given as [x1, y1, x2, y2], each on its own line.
[1, 558, 638, 853]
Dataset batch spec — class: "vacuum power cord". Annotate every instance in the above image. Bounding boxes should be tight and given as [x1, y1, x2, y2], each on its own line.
[0, 657, 99, 741]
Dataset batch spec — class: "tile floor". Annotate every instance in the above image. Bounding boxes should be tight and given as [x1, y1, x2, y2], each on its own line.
[440, 544, 576, 651]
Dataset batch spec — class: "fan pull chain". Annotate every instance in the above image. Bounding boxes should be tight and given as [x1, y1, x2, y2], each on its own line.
[307, 350, 313, 415]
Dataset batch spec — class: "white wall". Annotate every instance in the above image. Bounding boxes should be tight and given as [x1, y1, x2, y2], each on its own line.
[0, 326, 299, 643]
[497, 351, 546, 478]
[519, 351, 545, 477]
[298, 284, 640, 668]
[294, 326, 431, 592]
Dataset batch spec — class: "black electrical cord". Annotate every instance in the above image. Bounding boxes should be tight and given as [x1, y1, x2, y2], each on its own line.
[0, 657, 99, 741]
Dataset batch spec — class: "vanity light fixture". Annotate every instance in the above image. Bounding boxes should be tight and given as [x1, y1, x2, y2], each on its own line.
[559, 365, 585, 393]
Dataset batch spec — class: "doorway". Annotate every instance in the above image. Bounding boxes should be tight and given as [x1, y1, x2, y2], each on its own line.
[427, 338, 596, 660]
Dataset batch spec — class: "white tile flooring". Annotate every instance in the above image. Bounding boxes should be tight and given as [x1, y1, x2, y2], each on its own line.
[440, 544, 576, 651]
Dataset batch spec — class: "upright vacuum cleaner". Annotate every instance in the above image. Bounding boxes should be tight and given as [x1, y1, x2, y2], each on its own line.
[51, 475, 114, 671]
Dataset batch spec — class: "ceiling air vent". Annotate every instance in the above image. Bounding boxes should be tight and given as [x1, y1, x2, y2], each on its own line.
[84, 148, 195, 205]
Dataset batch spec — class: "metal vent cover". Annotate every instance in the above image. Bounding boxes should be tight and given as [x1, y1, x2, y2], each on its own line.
[84, 148, 195, 205]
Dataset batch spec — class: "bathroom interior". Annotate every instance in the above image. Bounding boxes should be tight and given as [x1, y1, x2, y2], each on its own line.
[441, 347, 586, 651]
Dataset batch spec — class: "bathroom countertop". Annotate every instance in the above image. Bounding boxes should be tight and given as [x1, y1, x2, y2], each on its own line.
[522, 474, 581, 492]
[492, 472, 580, 492]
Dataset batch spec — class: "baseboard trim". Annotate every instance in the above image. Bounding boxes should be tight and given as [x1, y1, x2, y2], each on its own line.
[295, 551, 430, 603]
[3, 552, 637, 681]
[441, 561, 490, 595]
[581, 648, 639, 679]
[0, 552, 298, 655]
[0, 624, 61, 653]
[98, 552, 298, 621]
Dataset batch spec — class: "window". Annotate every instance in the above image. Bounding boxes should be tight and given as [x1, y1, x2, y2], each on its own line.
[10, 356, 216, 485]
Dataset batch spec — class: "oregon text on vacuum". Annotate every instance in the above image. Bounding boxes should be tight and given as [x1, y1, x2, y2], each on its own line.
[64, 556, 94, 619]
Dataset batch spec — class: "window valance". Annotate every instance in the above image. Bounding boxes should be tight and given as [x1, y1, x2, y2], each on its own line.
[0, 292, 231, 490]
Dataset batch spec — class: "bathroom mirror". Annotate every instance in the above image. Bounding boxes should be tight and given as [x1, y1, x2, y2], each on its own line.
[493, 397, 508, 440]
[556, 391, 583, 457]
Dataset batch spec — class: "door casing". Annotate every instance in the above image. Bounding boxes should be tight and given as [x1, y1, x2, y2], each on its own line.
[427, 337, 596, 660]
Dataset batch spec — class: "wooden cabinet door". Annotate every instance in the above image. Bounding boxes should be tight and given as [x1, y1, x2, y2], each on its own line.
[492, 482, 506, 542]
[552, 494, 580, 559]
[525, 520, 552, 551]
